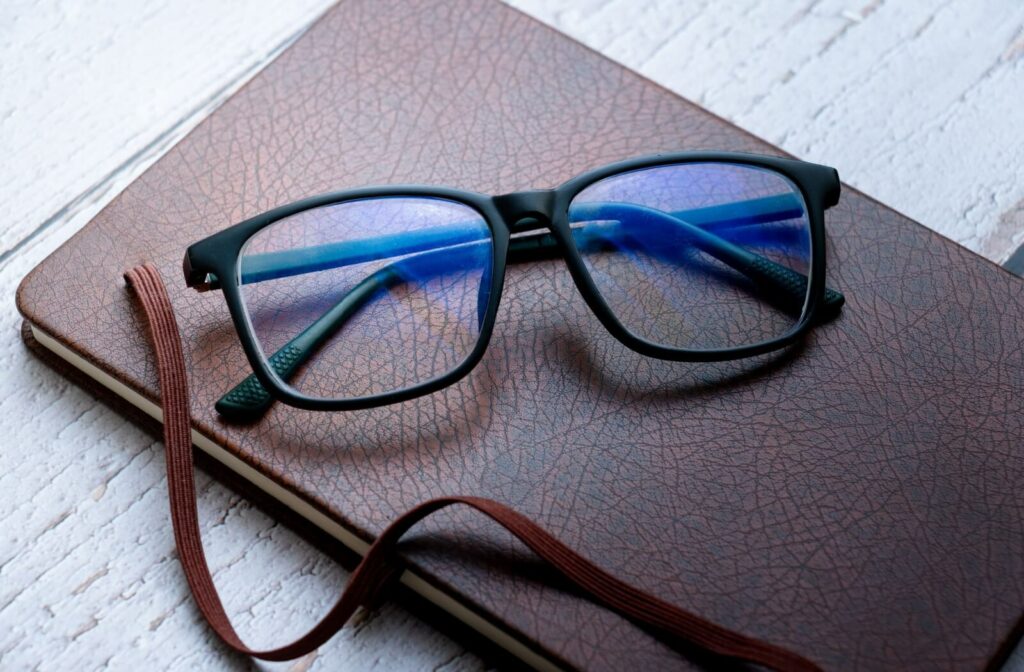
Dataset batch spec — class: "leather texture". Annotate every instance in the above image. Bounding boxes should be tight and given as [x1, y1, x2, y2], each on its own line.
[123, 261, 823, 670]
[16, 1, 1024, 669]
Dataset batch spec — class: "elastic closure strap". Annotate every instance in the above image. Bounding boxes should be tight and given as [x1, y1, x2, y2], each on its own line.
[124, 262, 822, 671]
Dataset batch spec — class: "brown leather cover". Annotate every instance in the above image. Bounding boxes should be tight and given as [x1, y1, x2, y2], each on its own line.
[16, 1, 1024, 669]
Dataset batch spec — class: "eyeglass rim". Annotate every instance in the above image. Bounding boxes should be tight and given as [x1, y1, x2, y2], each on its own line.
[183, 151, 840, 412]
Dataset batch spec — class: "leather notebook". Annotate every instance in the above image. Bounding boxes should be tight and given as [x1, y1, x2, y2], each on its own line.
[16, 0, 1024, 669]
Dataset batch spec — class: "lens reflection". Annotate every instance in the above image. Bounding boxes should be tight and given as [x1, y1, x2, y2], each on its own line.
[569, 163, 812, 350]
[238, 197, 493, 400]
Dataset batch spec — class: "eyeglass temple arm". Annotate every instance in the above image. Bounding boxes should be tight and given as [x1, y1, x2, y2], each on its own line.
[215, 236, 560, 420]
[215, 198, 844, 421]
[568, 202, 845, 319]
[214, 244, 483, 420]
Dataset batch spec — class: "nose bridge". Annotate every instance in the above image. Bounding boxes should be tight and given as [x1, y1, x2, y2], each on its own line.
[493, 189, 556, 230]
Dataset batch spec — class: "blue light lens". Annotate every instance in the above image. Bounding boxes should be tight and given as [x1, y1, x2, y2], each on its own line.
[569, 163, 812, 350]
[239, 197, 493, 400]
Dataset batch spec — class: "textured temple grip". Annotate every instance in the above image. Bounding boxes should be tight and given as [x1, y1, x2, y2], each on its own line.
[215, 344, 304, 420]
[215, 268, 403, 422]
[745, 256, 845, 321]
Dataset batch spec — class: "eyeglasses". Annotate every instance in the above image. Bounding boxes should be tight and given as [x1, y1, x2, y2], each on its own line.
[183, 153, 845, 421]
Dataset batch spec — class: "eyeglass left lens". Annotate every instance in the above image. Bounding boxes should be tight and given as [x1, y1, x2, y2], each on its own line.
[237, 196, 493, 400]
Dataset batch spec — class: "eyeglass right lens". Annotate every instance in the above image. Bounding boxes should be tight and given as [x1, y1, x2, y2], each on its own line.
[568, 162, 814, 351]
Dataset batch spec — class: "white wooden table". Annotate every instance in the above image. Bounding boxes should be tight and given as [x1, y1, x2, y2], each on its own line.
[2, 2, 1022, 670]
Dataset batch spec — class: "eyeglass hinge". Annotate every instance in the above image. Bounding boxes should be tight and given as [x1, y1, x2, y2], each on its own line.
[182, 250, 218, 292]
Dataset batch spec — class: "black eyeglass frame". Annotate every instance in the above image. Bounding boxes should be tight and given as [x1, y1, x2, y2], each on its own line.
[183, 151, 842, 412]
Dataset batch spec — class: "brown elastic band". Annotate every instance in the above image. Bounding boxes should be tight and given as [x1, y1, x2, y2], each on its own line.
[124, 262, 822, 671]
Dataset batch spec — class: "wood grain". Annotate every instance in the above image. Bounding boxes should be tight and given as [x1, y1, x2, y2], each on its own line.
[1, 1, 1021, 670]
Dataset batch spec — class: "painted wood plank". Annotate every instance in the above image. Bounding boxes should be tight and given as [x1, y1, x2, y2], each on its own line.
[0, 0, 334, 262]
